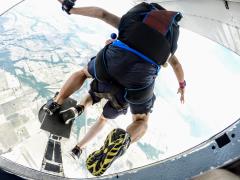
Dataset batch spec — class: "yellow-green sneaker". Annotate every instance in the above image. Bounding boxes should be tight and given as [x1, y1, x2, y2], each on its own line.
[86, 128, 131, 176]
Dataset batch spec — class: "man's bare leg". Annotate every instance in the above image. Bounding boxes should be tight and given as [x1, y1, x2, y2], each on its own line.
[55, 68, 92, 105]
[70, 113, 108, 161]
[78, 113, 149, 151]
[74, 112, 149, 153]
[85, 113, 149, 176]
[127, 113, 149, 143]
[76, 114, 108, 149]
[81, 113, 149, 152]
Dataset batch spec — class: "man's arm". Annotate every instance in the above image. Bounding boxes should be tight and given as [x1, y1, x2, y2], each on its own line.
[168, 55, 186, 103]
[58, 0, 120, 28]
[70, 7, 120, 28]
[168, 55, 184, 83]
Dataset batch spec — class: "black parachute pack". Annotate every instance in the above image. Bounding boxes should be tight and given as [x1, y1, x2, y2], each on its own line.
[95, 3, 183, 82]
[118, 2, 182, 65]
[93, 3, 183, 105]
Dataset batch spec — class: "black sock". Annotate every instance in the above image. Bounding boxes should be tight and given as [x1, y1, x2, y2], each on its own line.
[75, 105, 84, 114]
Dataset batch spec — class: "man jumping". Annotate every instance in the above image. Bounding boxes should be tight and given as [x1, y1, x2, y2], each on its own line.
[44, 0, 186, 176]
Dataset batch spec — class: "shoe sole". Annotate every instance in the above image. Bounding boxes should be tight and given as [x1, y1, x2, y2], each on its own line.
[86, 129, 130, 176]
[60, 107, 78, 124]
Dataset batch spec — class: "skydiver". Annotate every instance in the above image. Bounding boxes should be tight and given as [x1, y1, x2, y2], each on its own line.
[44, 0, 186, 176]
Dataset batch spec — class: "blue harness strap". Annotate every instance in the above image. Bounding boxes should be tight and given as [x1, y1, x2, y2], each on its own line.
[111, 40, 160, 74]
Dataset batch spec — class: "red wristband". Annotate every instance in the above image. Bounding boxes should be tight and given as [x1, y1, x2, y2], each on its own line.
[179, 80, 186, 89]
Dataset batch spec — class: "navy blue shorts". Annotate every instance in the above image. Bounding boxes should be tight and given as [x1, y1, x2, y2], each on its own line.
[87, 56, 155, 119]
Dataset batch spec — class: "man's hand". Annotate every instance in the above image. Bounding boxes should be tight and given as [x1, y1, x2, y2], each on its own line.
[57, 0, 120, 28]
[169, 56, 186, 104]
[178, 80, 186, 104]
[105, 33, 117, 45]
[58, 0, 76, 14]
[105, 39, 116, 45]
[177, 87, 185, 104]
